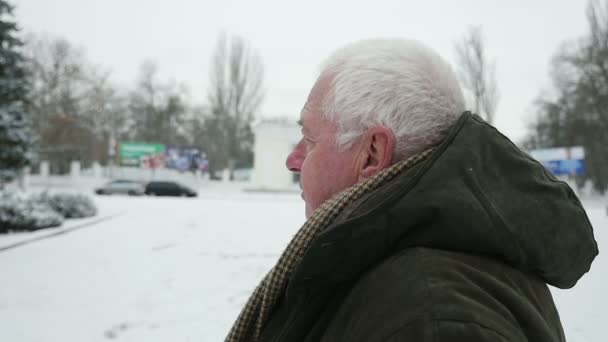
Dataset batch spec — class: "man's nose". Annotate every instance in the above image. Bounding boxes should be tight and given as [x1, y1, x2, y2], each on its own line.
[286, 146, 303, 172]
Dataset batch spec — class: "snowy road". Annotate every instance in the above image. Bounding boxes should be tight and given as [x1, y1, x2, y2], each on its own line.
[0, 191, 605, 341]
[0, 193, 303, 342]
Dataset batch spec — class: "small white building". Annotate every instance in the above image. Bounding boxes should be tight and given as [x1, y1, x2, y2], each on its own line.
[252, 120, 300, 191]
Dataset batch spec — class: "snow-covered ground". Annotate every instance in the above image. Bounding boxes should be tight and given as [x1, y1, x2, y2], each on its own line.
[0, 184, 605, 341]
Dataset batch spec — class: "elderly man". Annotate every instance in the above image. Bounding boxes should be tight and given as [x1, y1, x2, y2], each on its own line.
[226, 39, 598, 342]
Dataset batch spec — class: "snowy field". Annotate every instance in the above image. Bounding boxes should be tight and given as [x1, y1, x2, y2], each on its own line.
[0, 183, 606, 342]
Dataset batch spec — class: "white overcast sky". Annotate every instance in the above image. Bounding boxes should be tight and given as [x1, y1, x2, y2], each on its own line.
[16, 0, 590, 142]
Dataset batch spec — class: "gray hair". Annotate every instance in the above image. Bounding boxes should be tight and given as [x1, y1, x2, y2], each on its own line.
[320, 38, 466, 161]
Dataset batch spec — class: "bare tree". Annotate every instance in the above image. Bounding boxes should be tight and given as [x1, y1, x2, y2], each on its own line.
[25, 34, 127, 172]
[525, 0, 608, 192]
[128, 60, 189, 147]
[206, 32, 264, 179]
[455, 26, 500, 124]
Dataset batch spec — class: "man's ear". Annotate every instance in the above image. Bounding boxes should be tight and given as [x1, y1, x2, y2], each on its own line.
[357, 126, 396, 181]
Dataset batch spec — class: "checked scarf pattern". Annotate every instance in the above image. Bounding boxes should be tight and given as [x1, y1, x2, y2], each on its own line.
[225, 148, 435, 342]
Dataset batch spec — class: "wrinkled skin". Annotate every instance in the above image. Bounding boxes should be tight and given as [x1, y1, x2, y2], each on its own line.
[286, 76, 359, 218]
[286, 75, 395, 218]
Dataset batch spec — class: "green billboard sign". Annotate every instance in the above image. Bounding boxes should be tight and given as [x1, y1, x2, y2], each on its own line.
[119, 142, 165, 166]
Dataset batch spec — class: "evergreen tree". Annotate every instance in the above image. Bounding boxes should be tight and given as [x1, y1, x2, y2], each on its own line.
[0, 0, 35, 184]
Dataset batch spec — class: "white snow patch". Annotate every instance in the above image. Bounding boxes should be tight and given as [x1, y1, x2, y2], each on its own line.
[0, 186, 605, 342]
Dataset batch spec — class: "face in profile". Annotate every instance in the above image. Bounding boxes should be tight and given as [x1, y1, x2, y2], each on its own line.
[286, 76, 359, 218]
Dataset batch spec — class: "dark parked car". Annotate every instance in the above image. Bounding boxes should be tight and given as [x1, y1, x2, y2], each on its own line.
[145, 181, 197, 197]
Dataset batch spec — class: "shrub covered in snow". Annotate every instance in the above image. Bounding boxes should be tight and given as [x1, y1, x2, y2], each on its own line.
[0, 191, 98, 233]
[0, 192, 64, 233]
[32, 192, 97, 219]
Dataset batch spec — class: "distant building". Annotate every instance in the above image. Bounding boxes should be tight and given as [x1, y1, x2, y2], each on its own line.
[252, 119, 300, 191]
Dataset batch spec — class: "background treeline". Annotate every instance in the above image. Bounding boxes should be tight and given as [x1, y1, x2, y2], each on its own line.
[524, 1, 608, 193]
[24, 31, 264, 180]
[2, 0, 608, 192]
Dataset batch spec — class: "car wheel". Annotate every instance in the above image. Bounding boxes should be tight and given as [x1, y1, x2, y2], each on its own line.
[128, 191, 136, 196]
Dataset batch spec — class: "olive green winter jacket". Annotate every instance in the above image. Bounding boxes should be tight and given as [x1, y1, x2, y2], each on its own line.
[258, 112, 598, 342]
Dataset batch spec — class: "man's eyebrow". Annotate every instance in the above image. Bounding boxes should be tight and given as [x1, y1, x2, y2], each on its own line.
[297, 120, 303, 127]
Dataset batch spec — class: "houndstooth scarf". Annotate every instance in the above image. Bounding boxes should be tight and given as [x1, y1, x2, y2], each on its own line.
[225, 148, 435, 342]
